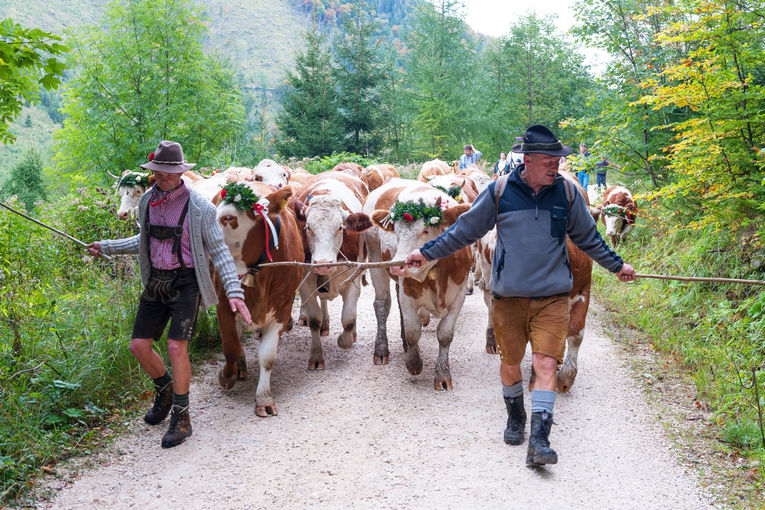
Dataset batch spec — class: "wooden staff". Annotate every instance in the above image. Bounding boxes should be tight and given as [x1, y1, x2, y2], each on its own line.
[261, 260, 765, 286]
[0, 202, 113, 261]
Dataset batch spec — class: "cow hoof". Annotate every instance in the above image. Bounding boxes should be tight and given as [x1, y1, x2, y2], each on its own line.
[337, 332, 353, 349]
[485, 328, 497, 354]
[308, 358, 325, 371]
[255, 403, 278, 417]
[320, 327, 330, 337]
[236, 355, 248, 380]
[218, 369, 237, 390]
[405, 354, 423, 376]
[557, 365, 578, 393]
[373, 353, 389, 365]
[434, 377, 453, 391]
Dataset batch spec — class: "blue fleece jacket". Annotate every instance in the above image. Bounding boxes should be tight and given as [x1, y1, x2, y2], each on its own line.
[420, 167, 623, 298]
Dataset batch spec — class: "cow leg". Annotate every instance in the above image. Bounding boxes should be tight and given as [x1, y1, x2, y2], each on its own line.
[255, 322, 280, 417]
[298, 299, 308, 327]
[299, 281, 325, 371]
[216, 305, 247, 390]
[482, 288, 497, 354]
[320, 298, 330, 337]
[434, 289, 466, 390]
[557, 293, 589, 393]
[465, 267, 474, 295]
[337, 280, 360, 349]
[399, 293, 423, 376]
[396, 280, 408, 352]
[370, 267, 391, 365]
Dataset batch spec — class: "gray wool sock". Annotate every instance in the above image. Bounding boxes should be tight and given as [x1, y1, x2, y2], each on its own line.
[531, 389, 557, 414]
[502, 381, 524, 399]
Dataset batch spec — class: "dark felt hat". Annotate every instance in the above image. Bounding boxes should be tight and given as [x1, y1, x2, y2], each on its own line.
[139, 140, 196, 174]
[514, 125, 573, 157]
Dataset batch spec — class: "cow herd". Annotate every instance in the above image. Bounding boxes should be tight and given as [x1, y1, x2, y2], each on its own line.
[111, 159, 637, 415]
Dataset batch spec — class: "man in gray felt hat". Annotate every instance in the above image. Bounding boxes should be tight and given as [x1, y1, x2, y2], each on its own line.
[88, 140, 252, 449]
[401, 125, 635, 467]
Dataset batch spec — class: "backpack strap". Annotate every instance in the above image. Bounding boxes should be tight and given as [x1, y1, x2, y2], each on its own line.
[563, 178, 575, 211]
[494, 174, 510, 223]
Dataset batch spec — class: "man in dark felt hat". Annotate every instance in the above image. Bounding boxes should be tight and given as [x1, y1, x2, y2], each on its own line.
[401, 125, 635, 467]
[88, 140, 252, 449]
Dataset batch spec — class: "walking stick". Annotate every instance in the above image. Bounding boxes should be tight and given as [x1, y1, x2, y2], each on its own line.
[0, 202, 113, 261]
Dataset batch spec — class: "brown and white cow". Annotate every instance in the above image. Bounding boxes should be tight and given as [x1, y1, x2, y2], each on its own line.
[331, 162, 364, 178]
[600, 185, 637, 245]
[365, 178, 472, 390]
[291, 172, 373, 370]
[361, 164, 400, 192]
[417, 159, 453, 183]
[253, 159, 291, 189]
[213, 182, 304, 417]
[475, 171, 595, 392]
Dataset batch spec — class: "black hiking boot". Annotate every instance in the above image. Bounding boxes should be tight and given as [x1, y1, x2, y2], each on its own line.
[526, 411, 558, 466]
[161, 405, 192, 448]
[503, 395, 527, 445]
[144, 381, 173, 425]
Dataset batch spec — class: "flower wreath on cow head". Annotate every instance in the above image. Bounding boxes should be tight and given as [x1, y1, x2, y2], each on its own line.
[220, 182, 280, 260]
[386, 197, 445, 227]
[118, 171, 151, 189]
[431, 184, 464, 203]
[602, 204, 636, 225]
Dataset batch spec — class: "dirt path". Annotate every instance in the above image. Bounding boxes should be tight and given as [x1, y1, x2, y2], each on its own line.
[42, 283, 714, 509]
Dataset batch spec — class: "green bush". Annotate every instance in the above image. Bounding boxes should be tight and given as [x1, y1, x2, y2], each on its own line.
[301, 151, 376, 174]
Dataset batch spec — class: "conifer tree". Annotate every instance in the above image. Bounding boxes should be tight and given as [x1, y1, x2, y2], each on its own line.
[333, 0, 382, 154]
[1, 149, 47, 210]
[276, 29, 343, 158]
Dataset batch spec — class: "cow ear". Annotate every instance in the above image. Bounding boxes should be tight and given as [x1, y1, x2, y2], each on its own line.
[211, 190, 223, 206]
[442, 203, 471, 225]
[371, 209, 394, 232]
[345, 212, 373, 232]
[589, 206, 601, 221]
[290, 199, 307, 222]
[266, 187, 293, 214]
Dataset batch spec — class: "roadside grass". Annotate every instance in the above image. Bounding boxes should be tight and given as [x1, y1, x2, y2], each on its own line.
[0, 187, 221, 505]
[591, 215, 765, 498]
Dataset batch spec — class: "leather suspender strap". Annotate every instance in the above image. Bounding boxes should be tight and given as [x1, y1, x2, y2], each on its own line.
[172, 199, 190, 268]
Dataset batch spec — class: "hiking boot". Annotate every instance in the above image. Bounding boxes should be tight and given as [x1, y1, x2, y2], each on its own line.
[526, 411, 558, 466]
[161, 405, 192, 448]
[144, 381, 173, 425]
[503, 395, 527, 445]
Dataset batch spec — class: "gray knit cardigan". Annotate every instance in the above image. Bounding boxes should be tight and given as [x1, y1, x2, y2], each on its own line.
[99, 188, 244, 308]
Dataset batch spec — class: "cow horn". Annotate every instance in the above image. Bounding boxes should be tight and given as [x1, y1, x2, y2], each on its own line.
[107, 169, 120, 179]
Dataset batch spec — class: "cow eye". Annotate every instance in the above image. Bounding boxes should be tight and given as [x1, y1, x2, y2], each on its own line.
[422, 229, 429, 235]
[255, 176, 262, 181]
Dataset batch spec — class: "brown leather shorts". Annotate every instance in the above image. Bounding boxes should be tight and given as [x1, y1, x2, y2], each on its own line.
[490, 294, 569, 365]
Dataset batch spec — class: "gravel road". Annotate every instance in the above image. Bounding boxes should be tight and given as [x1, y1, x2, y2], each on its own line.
[42, 281, 714, 509]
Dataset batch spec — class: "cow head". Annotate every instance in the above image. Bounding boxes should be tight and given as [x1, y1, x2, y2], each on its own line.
[116, 170, 154, 219]
[371, 194, 470, 281]
[253, 165, 290, 189]
[601, 204, 635, 245]
[291, 195, 372, 275]
[216, 182, 292, 276]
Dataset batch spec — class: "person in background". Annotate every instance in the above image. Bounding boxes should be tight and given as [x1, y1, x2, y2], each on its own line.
[575, 143, 591, 190]
[594, 155, 621, 192]
[459, 144, 482, 171]
[400, 125, 635, 467]
[494, 151, 512, 176]
[88, 140, 252, 449]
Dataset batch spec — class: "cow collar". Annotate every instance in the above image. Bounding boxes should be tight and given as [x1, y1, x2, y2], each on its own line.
[242, 216, 282, 283]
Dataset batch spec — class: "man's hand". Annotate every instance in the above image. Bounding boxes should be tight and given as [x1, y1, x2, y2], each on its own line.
[87, 242, 102, 258]
[616, 263, 636, 282]
[230, 297, 252, 325]
[405, 249, 426, 269]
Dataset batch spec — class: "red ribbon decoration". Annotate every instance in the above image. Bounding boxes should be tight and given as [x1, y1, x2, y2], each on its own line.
[253, 202, 273, 262]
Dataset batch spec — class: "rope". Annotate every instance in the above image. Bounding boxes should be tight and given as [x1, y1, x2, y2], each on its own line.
[635, 273, 765, 286]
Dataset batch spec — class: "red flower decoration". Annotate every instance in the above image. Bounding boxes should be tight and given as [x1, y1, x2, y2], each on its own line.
[220, 189, 227, 199]
[148, 152, 155, 161]
[403, 212, 414, 222]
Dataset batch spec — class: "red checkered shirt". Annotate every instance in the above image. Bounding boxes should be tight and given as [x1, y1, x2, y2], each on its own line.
[148, 182, 194, 270]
